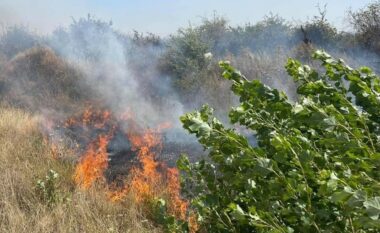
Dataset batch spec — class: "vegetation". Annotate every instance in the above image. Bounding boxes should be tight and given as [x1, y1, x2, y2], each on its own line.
[349, 1, 380, 53]
[35, 169, 62, 207]
[1, 3, 379, 114]
[178, 50, 380, 232]
[0, 107, 158, 233]
[0, 47, 93, 114]
[0, 2, 380, 232]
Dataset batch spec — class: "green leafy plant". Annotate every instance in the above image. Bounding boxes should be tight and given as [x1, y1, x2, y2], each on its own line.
[36, 169, 61, 206]
[178, 50, 380, 232]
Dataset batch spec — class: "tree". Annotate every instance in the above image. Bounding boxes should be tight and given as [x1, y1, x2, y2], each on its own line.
[178, 50, 380, 232]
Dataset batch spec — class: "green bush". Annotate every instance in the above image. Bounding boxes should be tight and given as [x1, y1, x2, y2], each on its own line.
[178, 50, 380, 232]
[36, 169, 62, 206]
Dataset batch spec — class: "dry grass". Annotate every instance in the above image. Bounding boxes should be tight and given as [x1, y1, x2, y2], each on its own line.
[0, 47, 94, 115]
[0, 107, 160, 233]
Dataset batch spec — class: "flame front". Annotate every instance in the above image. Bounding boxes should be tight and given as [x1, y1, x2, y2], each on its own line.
[74, 134, 111, 189]
[109, 122, 189, 220]
[128, 128, 163, 202]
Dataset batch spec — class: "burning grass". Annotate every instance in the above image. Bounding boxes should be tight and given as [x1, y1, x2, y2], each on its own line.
[63, 106, 188, 220]
[74, 134, 111, 189]
[0, 107, 159, 233]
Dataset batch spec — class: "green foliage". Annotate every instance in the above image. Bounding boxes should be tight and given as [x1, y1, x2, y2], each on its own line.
[159, 22, 234, 112]
[179, 50, 380, 232]
[36, 169, 64, 206]
[160, 27, 209, 80]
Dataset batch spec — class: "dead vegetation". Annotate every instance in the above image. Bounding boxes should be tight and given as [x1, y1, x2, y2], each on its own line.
[0, 47, 93, 115]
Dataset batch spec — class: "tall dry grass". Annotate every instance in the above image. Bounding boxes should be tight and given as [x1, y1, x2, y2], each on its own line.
[0, 107, 160, 233]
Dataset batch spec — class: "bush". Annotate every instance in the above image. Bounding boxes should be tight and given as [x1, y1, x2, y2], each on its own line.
[36, 169, 61, 206]
[178, 50, 380, 232]
[349, 1, 380, 53]
[159, 27, 209, 80]
[296, 4, 338, 49]
[241, 14, 295, 53]
[159, 25, 234, 111]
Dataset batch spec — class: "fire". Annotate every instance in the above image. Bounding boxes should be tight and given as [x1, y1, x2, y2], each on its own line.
[65, 106, 113, 129]
[109, 123, 189, 220]
[62, 106, 188, 220]
[109, 128, 163, 202]
[74, 134, 111, 189]
[166, 167, 188, 219]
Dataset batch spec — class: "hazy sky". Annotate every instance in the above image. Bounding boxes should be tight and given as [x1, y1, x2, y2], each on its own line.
[0, 0, 375, 35]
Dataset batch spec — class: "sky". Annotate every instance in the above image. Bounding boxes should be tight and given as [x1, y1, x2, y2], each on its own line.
[0, 0, 375, 36]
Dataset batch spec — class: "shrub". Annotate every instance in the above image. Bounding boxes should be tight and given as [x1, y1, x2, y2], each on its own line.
[159, 27, 209, 80]
[241, 14, 295, 53]
[296, 4, 338, 49]
[178, 50, 380, 232]
[36, 169, 61, 206]
[349, 1, 380, 53]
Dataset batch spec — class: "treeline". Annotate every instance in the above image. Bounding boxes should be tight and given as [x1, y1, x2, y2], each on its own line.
[0, 2, 380, 116]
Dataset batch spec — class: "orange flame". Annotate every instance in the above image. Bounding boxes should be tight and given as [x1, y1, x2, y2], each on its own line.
[74, 134, 111, 189]
[67, 107, 188, 220]
[128, 127, 163, 202]
[108, 125, 162, 202]
[166, 167, 188, 219]
[108, 122, 188, 219]
[65, 106, 112, 129]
